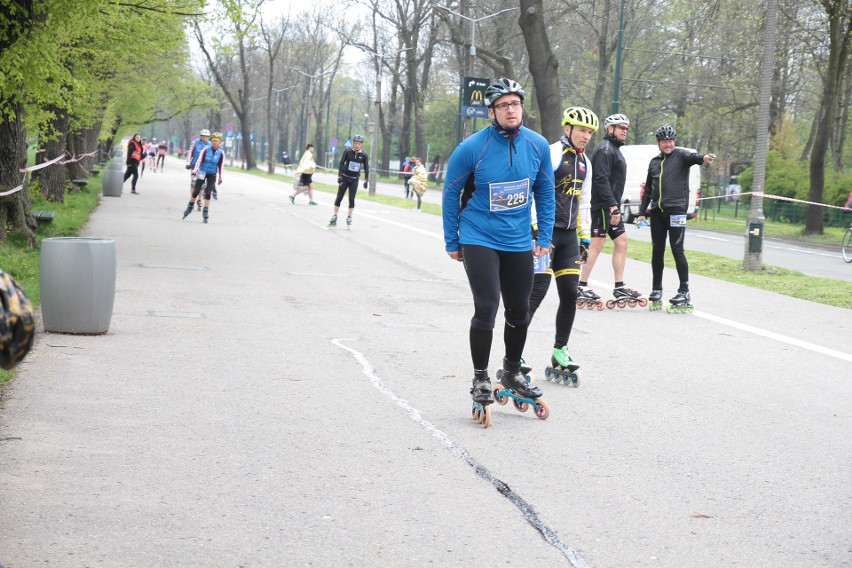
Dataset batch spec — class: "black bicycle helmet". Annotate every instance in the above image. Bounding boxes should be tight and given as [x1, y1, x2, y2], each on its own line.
[655, 124, 677, 140]
[485, 77, 526, 107]
[0, 270, 35, 370]
[353, 135, 364, 143]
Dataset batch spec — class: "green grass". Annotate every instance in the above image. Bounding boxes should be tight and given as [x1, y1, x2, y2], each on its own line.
[600, 238, 852, 310]
[693, 205, 848, 246]
[232, 165, 851, 310]
[0, 174, 103, 385]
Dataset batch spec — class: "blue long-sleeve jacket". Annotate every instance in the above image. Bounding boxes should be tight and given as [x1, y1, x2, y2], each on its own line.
[442, 125, 555, 253]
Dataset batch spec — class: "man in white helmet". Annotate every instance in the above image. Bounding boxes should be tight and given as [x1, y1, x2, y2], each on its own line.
[186, 129, 212, 209]
[579, 113, 644, 306]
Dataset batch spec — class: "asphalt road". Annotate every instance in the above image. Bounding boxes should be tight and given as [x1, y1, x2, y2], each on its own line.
[1, 165, 850, 567]
[299, 165, 851, 282]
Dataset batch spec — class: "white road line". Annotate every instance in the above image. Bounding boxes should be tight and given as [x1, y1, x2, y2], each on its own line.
[340, 212, 851, 364]
[587, 279, 851, 363]
[691, 311, 852, 363]
[332, 338, 589, 568]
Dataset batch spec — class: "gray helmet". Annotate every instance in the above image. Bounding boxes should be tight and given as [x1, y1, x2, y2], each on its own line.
[655, 124, 677, 140]
[200, 129, 211, 136]
[485, 77, 526, 107]
[604, 114, 630, 128]
[353, 135, 364, 143]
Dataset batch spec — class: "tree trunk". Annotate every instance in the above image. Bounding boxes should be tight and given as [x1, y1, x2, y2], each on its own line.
[805, 0, 852, 234]
[519, 0, 562, 141]
[0, 102, 37, 247]
[41, 105, 69, 203]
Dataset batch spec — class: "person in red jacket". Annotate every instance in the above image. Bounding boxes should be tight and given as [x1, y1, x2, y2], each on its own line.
[123, 133, 145, 194]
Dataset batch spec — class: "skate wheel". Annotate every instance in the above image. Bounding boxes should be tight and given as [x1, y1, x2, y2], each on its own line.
[544, 367, 554, 382]
[688, 305, 695, 314]
[639, 297, 648, 307]
[472, 403, 491, 428]
[666, 304, 674, 313]
[525, 373, 536, 386]
[494, 387, 509, 405]
[584, 300, 594, 310]
[533, 398, 550, 420]
[570, 371, 582, 388]
[627, 299, 637, 308]
[596, 301, 605, 311]
[605, 300, 616, 309]
[512, 398, 529, 413]
[616, 299, 627, 308]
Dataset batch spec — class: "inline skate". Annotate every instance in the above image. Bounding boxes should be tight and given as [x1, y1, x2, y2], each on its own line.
[346, 215, 352, 230]
[576, 286, 604, 310]
[470, 373, 494, 428]
[544, 346, 581, 387]
[493, 359, 550, 421]
[328, 214, 337, 227]
[182, 203, 193, 220]
[202, 207, 209, 224]
[648, 289, 664, 311]
[667, 290, 694, 314]
[605, 286, 648, 309]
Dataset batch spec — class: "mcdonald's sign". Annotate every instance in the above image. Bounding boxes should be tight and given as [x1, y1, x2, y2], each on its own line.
[462, 76, 490, 118]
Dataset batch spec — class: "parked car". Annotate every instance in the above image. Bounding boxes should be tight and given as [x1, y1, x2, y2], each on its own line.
[619, 144, 701, 223]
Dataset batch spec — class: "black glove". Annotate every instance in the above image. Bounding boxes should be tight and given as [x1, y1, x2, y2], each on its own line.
[579, 239, 590, 263]
[185, 164, 191, 170]
[337, 177, 343, 184]
[363, 181, 368, 189]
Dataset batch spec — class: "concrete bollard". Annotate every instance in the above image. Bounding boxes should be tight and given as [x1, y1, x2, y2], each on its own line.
[40, 237, 117, 334]
[102, 153, 124, 197]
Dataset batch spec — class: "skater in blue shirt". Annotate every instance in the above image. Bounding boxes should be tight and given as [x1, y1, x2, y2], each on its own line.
[442, 77, 555, 426]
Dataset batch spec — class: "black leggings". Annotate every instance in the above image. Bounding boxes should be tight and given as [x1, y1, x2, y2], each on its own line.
[335, 177, 359, 208]
[123, 163, 139, 190]
[649, 209, 689, 290]
[192, 174, 215, 201]
[529, 228, 580, 347]
[461, 245, 533, 371]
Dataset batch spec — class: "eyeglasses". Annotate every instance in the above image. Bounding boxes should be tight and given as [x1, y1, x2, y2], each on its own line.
[493, 101, 523, 111]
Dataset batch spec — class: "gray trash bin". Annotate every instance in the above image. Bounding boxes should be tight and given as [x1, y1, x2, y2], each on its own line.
[40, 237, 116, 334]
[102, 153, 124, 197]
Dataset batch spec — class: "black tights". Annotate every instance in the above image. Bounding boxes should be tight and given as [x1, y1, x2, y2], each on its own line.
[123, 163, 139, 190]
[529, 228, 580, 347]
[461, 245, 533, 371]
[334, 177, 359, 208]
[649, 210, 689, 290]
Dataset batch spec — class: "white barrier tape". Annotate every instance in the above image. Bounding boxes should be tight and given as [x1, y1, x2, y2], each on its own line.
[698, 191, 850, 211]
[0, 185, 24, 197]
[20, 153, 65, 173]
[60, 150, 98, 165]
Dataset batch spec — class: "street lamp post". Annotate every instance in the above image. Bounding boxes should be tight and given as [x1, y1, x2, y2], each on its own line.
[291, 67, 332, 157]
[436, 5, 518, 141]
[271, 85, 296, 170]
[355, 45, 413, 196]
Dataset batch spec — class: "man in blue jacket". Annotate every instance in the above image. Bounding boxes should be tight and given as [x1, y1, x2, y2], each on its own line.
[442, 77, 555, 415]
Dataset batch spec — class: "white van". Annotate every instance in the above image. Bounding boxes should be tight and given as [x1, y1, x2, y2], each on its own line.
[616, 144, 700, 223]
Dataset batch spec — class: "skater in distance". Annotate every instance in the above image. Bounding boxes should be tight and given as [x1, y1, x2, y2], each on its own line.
[441, 77, 555, 426]
[183, 132, 224, 224]
[637, 124, 716, 312]
[330, 135, 369, 228]
[579, 113, 645, 306]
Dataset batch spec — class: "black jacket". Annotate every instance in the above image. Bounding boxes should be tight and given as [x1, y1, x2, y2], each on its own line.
[640, 148, 705, 213]
[589, 133, 626, 210]
[338, 149, 369, 181]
